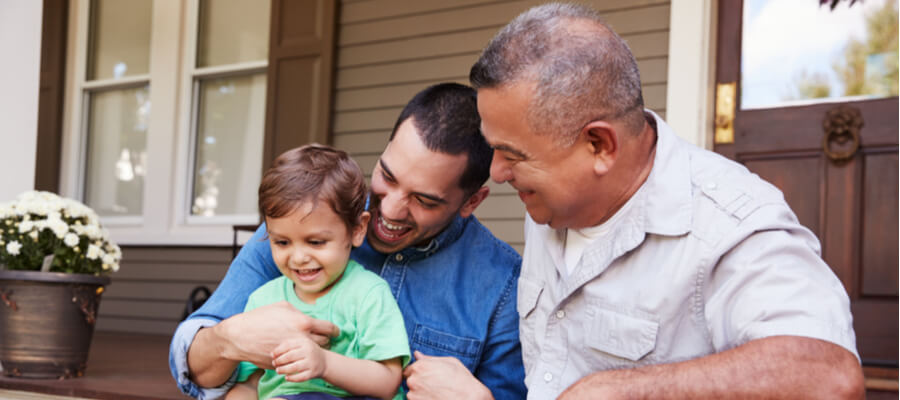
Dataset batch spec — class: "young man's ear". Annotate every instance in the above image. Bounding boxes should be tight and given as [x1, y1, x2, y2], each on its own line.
[459, 186, 490, 218]
[352, 211, 371, 247]
[581, 120, 618, 176]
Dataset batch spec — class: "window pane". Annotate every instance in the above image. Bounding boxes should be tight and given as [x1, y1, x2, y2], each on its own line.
[192, 74, 266, 217]
[741, 0, 898, 109]
[88, 0, 153, 80]
[197, 0, 270, 67]
[84, 86, 150, 217]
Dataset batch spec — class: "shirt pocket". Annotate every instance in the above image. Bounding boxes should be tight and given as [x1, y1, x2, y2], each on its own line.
[411, 324, 482, 371]
[586, 308, 659, 362]
[516, 277, 543, 318]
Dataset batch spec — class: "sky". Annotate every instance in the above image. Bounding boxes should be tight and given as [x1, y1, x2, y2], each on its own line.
[741, 0, 893, 109]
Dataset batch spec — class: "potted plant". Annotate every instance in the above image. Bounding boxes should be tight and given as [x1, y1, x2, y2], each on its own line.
[0, 190, 121, 379]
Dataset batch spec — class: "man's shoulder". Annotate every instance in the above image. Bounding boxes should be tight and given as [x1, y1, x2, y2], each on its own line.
[686, 148, 805, 246]
[340, 260, 390, 292]
[457, 215, 522, 267]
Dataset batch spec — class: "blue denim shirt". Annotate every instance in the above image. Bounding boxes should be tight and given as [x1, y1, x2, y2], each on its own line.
[169, 214, 526, 399]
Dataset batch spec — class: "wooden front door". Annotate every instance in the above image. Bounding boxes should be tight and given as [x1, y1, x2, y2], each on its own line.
[715, 0, 898, 367]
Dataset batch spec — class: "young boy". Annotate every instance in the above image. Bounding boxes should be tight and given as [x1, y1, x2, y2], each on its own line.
[228, 144, 409, 400]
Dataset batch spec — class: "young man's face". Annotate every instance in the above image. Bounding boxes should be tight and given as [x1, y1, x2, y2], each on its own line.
[478, 82, 597, 230]
[367, 117, 472, 254]
[266, 201, 368, 303]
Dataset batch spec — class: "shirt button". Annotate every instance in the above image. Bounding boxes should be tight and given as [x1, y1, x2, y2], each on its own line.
[556, 310, 566, 319]
[394, 254, 404, 262]
[543, 372, 553, 382]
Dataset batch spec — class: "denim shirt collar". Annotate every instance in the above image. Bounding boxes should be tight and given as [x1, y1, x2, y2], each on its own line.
[400, 214, 466, 260]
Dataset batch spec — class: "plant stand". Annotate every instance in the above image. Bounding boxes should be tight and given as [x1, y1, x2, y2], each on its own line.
[0, 270, 109, 379]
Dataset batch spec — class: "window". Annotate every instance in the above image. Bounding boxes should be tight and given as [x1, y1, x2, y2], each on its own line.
[61, 0, 270, 245]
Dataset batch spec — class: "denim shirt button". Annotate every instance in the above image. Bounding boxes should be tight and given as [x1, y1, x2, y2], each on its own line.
[394, 254, 404, 262]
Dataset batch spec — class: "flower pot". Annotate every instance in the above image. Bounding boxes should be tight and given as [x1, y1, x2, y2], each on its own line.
[0, 269, 109, 379]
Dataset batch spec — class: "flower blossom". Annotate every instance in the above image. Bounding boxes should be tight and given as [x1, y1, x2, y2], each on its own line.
[64, 233, 80, 247]
[6, 241, 22, 256]
[86, 244, 102, 260]
[18, 220, 34, 233]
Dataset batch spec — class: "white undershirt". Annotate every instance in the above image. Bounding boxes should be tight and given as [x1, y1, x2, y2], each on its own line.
[564, 196, 638, 275]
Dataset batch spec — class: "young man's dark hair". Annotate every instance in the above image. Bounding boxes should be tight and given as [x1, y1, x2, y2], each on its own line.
[390, 83, 492, 195]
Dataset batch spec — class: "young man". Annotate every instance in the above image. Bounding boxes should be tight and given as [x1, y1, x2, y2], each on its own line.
[471, 3, 864, 399]
[169, 83, 526, 400]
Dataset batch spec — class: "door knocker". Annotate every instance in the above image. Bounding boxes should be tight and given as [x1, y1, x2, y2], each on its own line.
[822, 105, 863, 162]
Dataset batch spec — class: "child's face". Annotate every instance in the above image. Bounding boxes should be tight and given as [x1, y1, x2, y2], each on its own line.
[266, 201, 369, 304]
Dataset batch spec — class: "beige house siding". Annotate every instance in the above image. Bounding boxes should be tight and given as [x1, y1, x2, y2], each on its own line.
[332, 0, 671, 253]
[98, 247, 230, 334]
[96, 0, 670, 334]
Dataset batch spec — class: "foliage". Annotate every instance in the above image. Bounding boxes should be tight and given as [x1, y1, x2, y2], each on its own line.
[790, 0, 899, 100]
[0, 191, 121, 275]
[834, 0, 899, 97]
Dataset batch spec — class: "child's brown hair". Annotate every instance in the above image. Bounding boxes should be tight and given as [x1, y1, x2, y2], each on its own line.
[258, 144, 367, 231]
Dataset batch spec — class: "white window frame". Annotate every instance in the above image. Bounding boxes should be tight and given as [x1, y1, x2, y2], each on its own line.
[61, 0, 265, 246]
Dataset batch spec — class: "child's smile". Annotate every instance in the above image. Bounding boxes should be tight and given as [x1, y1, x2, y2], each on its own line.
[266, 201, 368, 304]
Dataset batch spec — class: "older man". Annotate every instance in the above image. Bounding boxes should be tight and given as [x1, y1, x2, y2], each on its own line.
[471, 3, 864, 399]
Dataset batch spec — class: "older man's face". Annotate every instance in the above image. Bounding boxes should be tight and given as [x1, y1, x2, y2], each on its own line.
[366, 117, 471, 253]
[478, 82, 597, 229]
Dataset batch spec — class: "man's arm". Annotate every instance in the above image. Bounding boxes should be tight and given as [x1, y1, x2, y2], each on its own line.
[559, 336, 864, 399]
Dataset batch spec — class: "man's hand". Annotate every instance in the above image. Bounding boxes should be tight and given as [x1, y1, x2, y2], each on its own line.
[403, 351, 493, 400]
[188, 301, 338, 387]
[272, 336, 327, 383]
[217, 301, 338, 368]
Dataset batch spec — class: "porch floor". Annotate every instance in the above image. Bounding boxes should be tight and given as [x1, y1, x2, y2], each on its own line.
[0, 331, 188, 400]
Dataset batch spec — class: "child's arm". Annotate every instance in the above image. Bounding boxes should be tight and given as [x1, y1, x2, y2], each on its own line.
[224, 369, 262, 400]
[272, 336, 403, 400]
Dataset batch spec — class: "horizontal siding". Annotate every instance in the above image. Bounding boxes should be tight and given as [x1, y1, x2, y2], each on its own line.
[332, 0, 670, 256]
[97, 246, 232, 335]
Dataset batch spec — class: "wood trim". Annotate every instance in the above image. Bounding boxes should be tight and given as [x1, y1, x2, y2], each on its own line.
[262, 0, 339, 170]
[34, 0, 69, 192]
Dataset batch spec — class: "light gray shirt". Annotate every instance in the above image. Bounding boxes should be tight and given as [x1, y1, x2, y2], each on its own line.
[517, 112, 858, 399]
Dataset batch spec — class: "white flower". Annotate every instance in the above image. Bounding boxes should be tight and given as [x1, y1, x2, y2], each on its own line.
[86, 244, 102, 260]
[49, 220, 69, 239]
[3, 190, 120, 275]
[18, 220, 34, 233]
[47, 211, 62, 222]
[83, 225, 101, 240]
[64, 232, 80, 247]
[0, 203, 12, 219]
[6, 241, 22, 256]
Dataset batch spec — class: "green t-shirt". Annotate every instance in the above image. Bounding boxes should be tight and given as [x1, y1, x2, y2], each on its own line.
[237, 260, 410, 400]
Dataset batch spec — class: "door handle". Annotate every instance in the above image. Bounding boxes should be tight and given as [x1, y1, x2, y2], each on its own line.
[822, 105, 863, 162]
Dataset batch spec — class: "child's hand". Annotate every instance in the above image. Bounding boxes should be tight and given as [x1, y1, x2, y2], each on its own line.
[271, 335, 327, 382]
